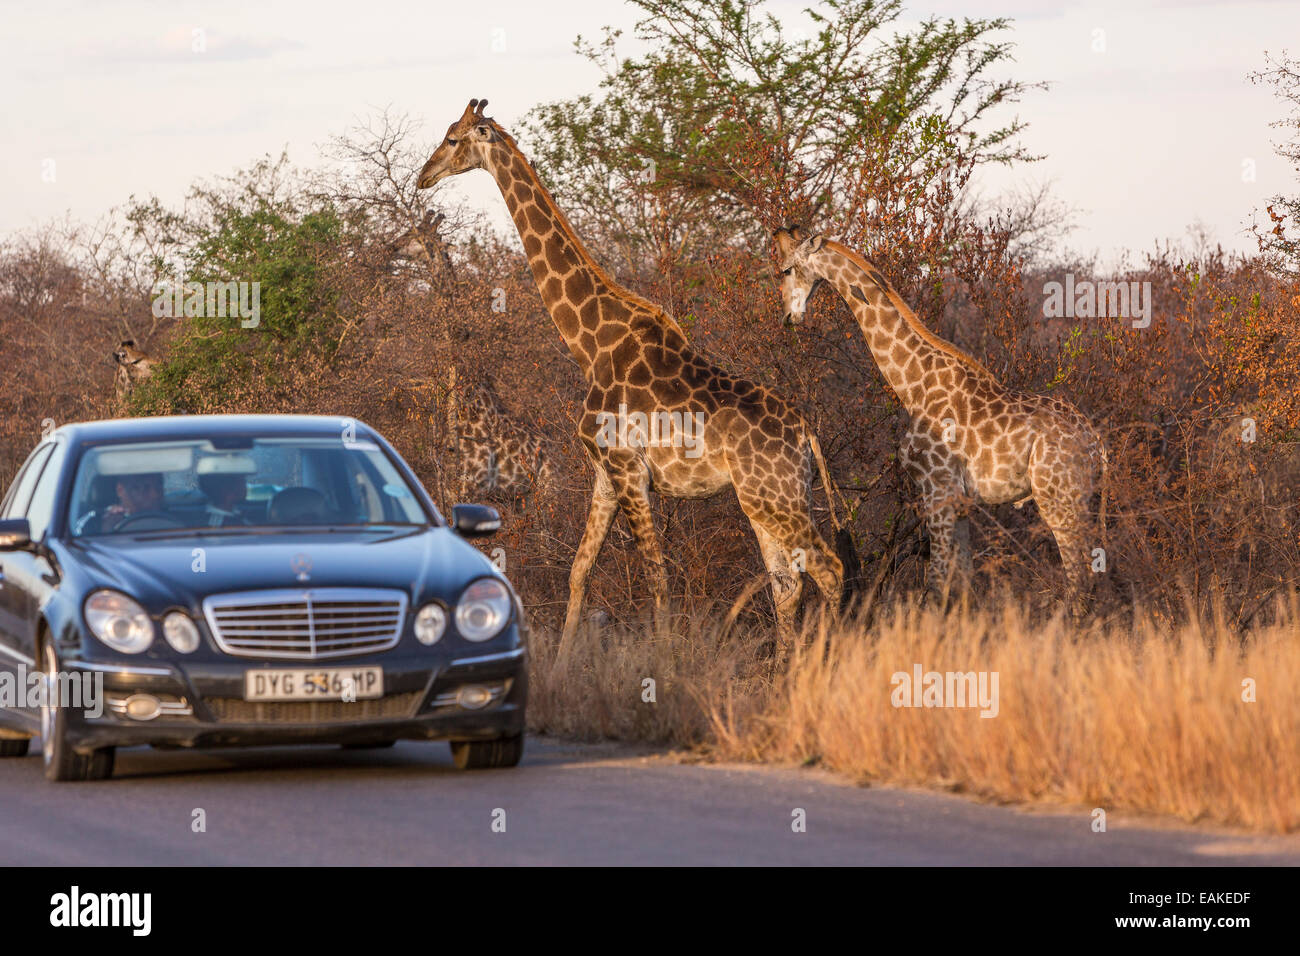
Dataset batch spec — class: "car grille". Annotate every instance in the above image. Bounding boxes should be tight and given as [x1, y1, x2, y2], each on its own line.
[205, 692, 421, 724]
[202, 588, 408, 660]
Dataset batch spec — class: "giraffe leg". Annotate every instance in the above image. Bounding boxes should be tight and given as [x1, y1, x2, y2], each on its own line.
[1029, 442, 1096, 618]
[557, 466, 619, 664]
[953, 513, 974, 582]
[915, 471, 974, 608]
[789, 521, 843, 615]
[901, 428, 970, 609]
[609, 463, 671, 638]
[921, 503, 964, 608]
[736, 496, 842, 639]
[747, 522, 803, 636]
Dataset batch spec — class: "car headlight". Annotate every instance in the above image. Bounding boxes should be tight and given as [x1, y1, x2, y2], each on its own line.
[84, 590, 154, 654]
[414, 603, 447, 645]
[162, 611, 201, 653]
[454, 578, 512, 642]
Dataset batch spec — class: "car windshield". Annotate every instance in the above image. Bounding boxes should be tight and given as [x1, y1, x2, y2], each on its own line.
[67, 436, 429, 536]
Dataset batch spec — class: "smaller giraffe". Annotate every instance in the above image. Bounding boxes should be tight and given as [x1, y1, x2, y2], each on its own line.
[112, 340, 156, 400]
[388, 210, 456, 282]
[774, 226, 1107, 613]
[445, 379, 552, 507]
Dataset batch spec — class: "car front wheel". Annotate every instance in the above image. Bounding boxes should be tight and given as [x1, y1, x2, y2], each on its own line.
[450, 733, 524, 770]
[40, 644, 114, 782]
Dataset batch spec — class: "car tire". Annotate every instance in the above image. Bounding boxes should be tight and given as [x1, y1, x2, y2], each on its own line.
[0, 738, 30, 757]
[40, 644, 114, 782]
[450, 733, 524, 770]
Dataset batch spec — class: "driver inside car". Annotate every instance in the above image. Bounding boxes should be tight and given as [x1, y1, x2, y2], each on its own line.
[98, 472, 165, 532]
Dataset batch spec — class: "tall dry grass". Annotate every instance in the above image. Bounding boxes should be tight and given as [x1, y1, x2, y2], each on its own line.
[528, 595, 1300, 832]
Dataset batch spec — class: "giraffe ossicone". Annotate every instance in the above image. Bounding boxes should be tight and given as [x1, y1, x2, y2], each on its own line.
[418, 100, 854, 659]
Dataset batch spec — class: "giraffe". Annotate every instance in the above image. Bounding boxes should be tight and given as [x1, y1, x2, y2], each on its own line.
[111, 340, 156, 400]
[417, 100, 849, 659]
[773, 226, 1106, 613]
[444, 374, 553, 507]
[389, 210, 456, 282]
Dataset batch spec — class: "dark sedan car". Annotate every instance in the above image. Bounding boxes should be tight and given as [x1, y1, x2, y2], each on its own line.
[0, 415, 526, 780]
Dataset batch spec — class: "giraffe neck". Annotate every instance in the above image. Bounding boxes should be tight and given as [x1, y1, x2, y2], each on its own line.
[486, 139, 660, 371]
[817, 242, 994, 417]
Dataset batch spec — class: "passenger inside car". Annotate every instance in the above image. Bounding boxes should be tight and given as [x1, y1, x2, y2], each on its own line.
[197, 471, 249, 527]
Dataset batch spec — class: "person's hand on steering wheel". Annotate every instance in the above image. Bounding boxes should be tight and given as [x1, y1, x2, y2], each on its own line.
[111, 510, 184, 531]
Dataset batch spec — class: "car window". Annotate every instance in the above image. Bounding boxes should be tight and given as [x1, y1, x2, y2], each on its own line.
[24, 442, 68, 540]
[67, 436, 429, 536]
[1, 443, 54, 520]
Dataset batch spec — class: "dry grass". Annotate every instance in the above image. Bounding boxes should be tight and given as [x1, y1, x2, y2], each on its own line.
[527, 595, 1300, 832]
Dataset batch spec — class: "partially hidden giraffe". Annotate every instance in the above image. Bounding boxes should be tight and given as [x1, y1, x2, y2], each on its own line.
[418, 100, 849, 658]
[444, 372, 553, 507]
[112, 340, 156, 400]
[774, 226, 1106, 612]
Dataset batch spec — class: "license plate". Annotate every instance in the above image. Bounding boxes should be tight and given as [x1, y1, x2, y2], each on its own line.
[244, 666, 383, 702]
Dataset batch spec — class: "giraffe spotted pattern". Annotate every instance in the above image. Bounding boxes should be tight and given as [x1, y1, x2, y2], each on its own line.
[446, 383, 552, 506]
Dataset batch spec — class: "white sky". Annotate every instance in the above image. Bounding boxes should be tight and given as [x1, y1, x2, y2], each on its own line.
[2, 0, 1297, 263]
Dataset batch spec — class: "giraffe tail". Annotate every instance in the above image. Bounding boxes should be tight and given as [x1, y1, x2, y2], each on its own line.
[808, 432, 862, 604]
[808, 433, 841, 531]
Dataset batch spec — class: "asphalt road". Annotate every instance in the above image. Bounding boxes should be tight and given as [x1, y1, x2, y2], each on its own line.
[1, 735, 1295, 865]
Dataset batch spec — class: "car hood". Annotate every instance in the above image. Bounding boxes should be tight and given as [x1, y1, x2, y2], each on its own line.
[62, 527, 496, 612]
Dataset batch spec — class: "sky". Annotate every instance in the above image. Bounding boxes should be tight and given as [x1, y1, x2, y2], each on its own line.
[2, 0, 1297, 264]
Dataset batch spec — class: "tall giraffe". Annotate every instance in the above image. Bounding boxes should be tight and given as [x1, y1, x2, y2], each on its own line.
[774, 226, 1106, 612]
[418, 100, 848, 658]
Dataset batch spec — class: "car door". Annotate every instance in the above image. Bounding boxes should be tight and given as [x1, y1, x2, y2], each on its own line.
[0, 444, 54, 645]
[0, 442, 55, 727]
[8, 440, 69, 658]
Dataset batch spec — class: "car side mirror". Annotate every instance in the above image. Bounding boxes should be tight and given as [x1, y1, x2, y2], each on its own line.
[450, 504, 501, 538]
[0, 518, 32, 551]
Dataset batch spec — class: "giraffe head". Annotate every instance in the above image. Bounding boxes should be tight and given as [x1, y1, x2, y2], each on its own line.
[773, 225, 827, 326]
[417, 98, 505, 189]
[112, 339, 139, 366]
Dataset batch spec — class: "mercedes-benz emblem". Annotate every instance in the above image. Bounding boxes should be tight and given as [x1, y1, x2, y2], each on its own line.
[291, 553, 312, 582]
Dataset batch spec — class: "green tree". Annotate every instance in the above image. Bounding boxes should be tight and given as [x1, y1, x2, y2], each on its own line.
[524, 0, 1043, 274]
[125, 154, 354, 413]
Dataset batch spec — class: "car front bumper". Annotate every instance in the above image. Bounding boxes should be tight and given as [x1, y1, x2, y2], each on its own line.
[61, 645, 527, 753]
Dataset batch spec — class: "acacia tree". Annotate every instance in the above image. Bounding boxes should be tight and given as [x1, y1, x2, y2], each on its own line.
[1251, 50, 1300, 278]
[524, 0, 1044, 277]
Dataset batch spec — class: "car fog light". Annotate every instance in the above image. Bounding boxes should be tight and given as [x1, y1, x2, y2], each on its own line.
[124, 694, 162, 721]
[457, 685, 494, 710]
